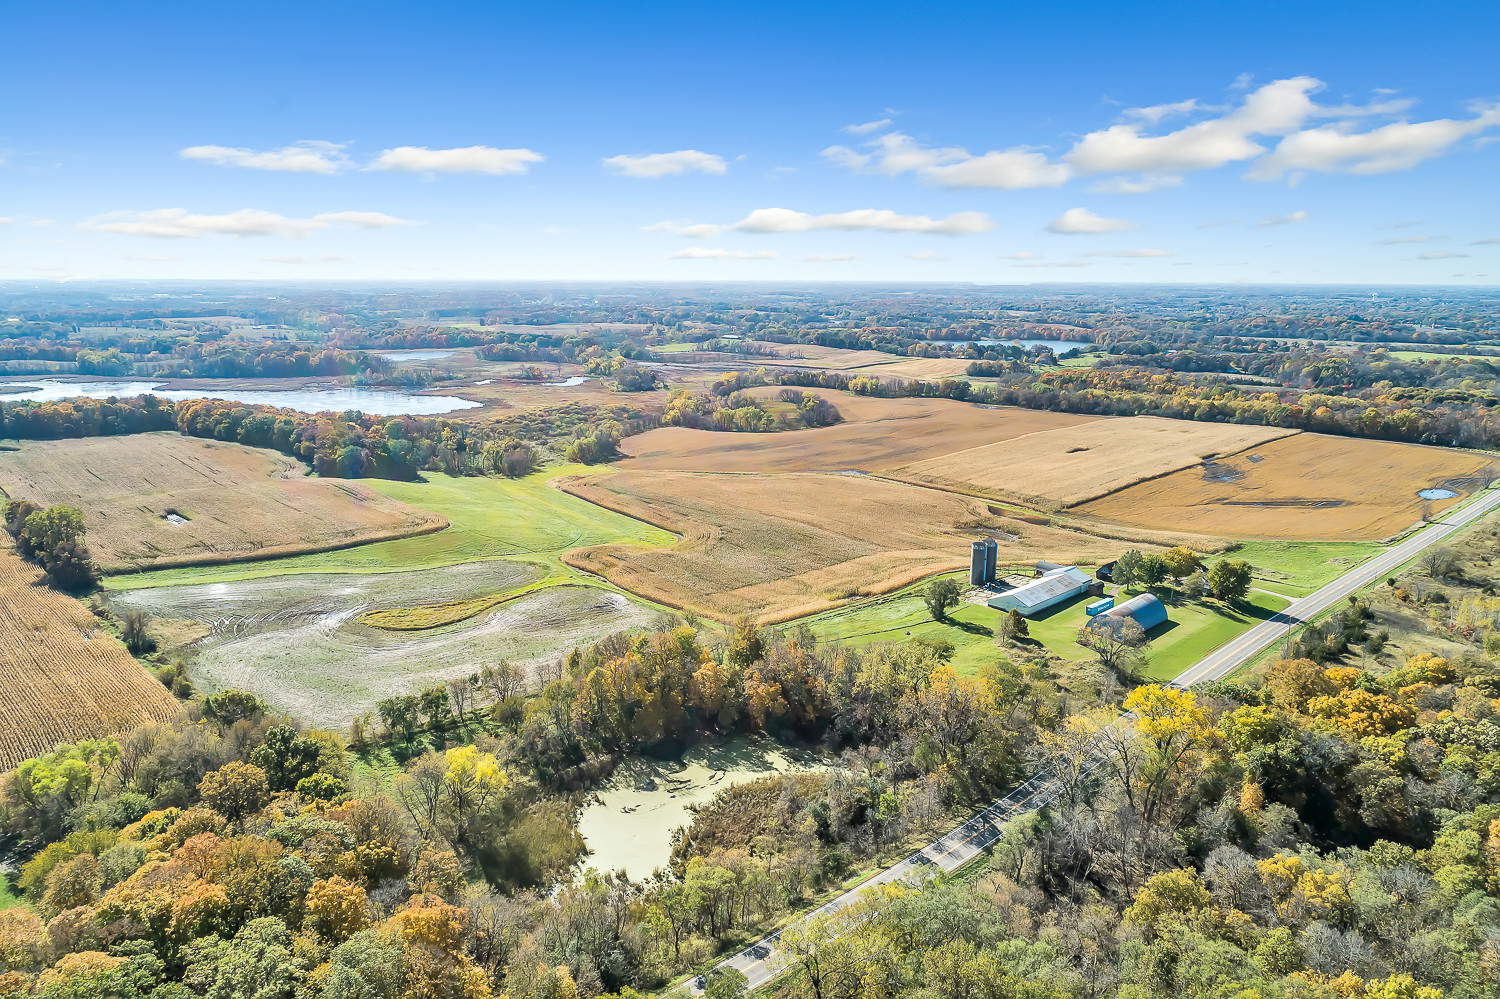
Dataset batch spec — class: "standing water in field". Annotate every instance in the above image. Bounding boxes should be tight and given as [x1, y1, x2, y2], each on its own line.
[0, 379, 480, 416]
[576, 736, 821, 880]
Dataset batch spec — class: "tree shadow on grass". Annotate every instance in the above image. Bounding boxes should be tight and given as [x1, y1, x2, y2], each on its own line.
[946, 617, 994, 637]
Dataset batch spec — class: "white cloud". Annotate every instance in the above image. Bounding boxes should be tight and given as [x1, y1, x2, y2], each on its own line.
[906, 250, 948, 261]
[822, 132, 1070, 189]
[1045, 208, 1138, 234]
[180, 140, 350, 174]
[81, 208, 416, 238]
[370, 146, 543, 175]
[1088, 175, 1183, 194]
[1379, 235, 1434, 244]
[1248, 103, 1500, 179]
[1085, 248, 1172, 257]
[732, 207, 993, 236]
[0, 217, 12, 225]
[1123, 99, 1204, 126]
[844, 118, 893, 134]
[1472, 237, 1500, 245]
[1419, 250, 1470, 259]
[643, 219, 725, 238]
[803, 253, 857, 262]
[259, 254, 346, 264]
[1067, 77, 1328, 175]
[1257, 211, 1308, 226]
[1012, 259, 1092, 268]
[603, 150, 726, 178]
[1002, 251, 1039, 260]
[669, 247, 777, 260]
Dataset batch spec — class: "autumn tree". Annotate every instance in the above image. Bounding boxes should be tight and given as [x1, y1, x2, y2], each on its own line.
[198, 761, 270, 822]
[1207, 559, 1253, 602]
[923, 577, 963, 621]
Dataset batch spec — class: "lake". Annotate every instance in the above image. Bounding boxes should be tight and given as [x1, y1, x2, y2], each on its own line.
[0, 379, 481, 416]
[931, 338, 1093, 352]
[576, 736, 820, 880]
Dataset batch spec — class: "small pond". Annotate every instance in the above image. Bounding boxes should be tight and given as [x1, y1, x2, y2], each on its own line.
[0, 379, 481, 416]
[373, 349, 457, 361]
[545, 375, 589, 387]
[576, 736, 821, 880]
[1419, 488, 1459, 500]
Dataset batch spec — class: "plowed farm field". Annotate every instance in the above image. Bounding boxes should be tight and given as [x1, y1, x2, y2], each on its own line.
[0, 434, 447, 572]
[618, 392, 1102, 474]
[887, 417, 1298, 509]
[559, 470, 1130, 622]
[0, 550, 178, 768]
[1076, 433, 1498, 541]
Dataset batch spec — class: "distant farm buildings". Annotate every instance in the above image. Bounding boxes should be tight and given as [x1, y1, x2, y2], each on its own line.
[987, 565, 1093, 617]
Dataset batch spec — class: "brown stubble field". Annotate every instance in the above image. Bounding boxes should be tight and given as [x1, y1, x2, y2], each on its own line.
[886, 417, 1299, 509]
[0, 549, 179, 768]
[618, 390, 1103, 473]
[558, 469, 1132, 623]
[0, 434, 447, 572]
[1075, 433, 1499, 542]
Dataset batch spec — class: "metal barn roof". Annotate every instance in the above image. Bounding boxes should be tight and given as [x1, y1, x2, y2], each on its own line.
[990, 566, 1092, 609]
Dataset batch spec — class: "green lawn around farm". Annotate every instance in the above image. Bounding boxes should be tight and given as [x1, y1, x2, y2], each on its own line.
[106, 465, 675, 590]
[1226, 540, 1380, 597]
[801, 572, 1290, 682]
[651, 342, 698, 353]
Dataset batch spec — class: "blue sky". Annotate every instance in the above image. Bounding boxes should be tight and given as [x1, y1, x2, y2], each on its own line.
[4, 0, 1498, 284]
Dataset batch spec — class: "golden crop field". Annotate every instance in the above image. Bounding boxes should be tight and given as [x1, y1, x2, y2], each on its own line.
[1076, 433, 1498, 541]
[887, 417, 1298, 509]
[0, 550, 179, 768]
[559, 470, 1129, 622]
[619, 391, 1102, 474]
[0, 434, 447, 572]
[760, 343, 975, 379]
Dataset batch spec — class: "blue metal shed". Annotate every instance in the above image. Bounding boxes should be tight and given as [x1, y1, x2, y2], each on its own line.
[1086, 596, 1114, 616]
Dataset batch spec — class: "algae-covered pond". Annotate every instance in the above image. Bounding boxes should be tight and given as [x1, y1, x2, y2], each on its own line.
[577, 736, 822, 880]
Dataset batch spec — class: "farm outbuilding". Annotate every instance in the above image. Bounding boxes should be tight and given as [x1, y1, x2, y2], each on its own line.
[1101, 593, 1168, 631]
[987, 565, 1092, 617]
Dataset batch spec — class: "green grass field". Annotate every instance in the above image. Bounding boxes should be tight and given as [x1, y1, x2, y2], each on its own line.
[1386, 349, 1500, 361]
[801, 572, 1289, 682]
[1226, 540, 1380, 597]
[652, 342, 698, 353]
[107, 466, 675, 590]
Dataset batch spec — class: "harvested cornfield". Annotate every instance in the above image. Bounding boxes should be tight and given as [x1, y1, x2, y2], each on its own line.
[618, 392, 1101, 474]
[0, 434, 447, 572]
[559, 470, 1131, 622]
[761, 343, 976, 379]
[0, 550, 178, 768]
[888, 417, 1298, 509]
[1076, 433, 1499, 542]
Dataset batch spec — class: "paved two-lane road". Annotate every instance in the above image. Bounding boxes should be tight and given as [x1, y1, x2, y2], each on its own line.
[700, 487, 1500, 993]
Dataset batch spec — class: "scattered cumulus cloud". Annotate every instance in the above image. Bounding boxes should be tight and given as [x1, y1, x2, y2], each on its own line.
[180, 140, 351, 174]
[603, 150, 726, 178]
[81, 208, 416, 238]
[843, 118, 894, 134]
[905, 250, 948, 261]
[1085, 248, 1172, 257]
[1379, 235, 1435, 244]
[1419, 250, 1470, 259]
[1248, 103, 1500, 180]
[643, 219, 725, 238]
[1002, 251, 1039, 259]
[803, 253, 857, 262]
[732, 207, 993, 235]
[1257, 210, 1308, 226]
[668, 247, 776, 260]
[1088, 175, 1183, 194]
[0, 218, 12, 225]
[1046, 208, 1138, 234]
[259, 254, 347, 264]
[1472, 237, 1500, 244]
[822, 132, 1069, 189]
[1012, 259, 1092, 268]
[369, 146, 543, 175]
[820, 77, 1498, 195]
